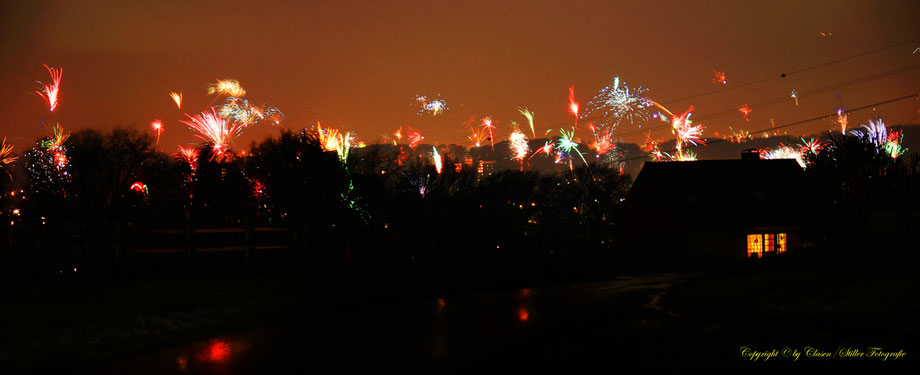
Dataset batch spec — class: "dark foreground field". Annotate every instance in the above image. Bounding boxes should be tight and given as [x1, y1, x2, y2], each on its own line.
[1, 247, 916, 373]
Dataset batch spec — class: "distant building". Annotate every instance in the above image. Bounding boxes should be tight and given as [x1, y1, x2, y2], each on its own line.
[615, 155, 814, 270]
[478, 160, 496, 176]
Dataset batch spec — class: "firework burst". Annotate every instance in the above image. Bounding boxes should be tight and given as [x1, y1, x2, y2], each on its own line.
[761, 144, 805, 168]
[670, 106, 705, 160]
[150, 119, 164, 145]
[218, 97, 283, 127]
[35, 64, 62, 111]
[1, 138, 16, 180]
[727, 126, 752, 143]
[557, 128, 589, 169]
[508, 127, 530, 165]
[712, 70, 727, 85]
[590, 127, 616, 155]
[181, 109, 243, 160]
[738, 104, 752, 121]
[415, 95, 448, 116]
[39, 123, 71, 170]
[176, 146, 199, 171]
[884, 129, 906, 159]
[529, 141, 555, 160]
[465, 123, 487, 148]
[849, 118, 888, 148]
[0, 138, 16, 165]
[798, 137, 824, 154]
[314, 123, 355, 163]
[406, 127, 424, 149]
[583, 76, 653, 129]
[207, 79, 246, 98]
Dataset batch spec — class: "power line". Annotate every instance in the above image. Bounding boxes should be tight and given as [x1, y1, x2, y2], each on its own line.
[528, 36, 920, 136]
[614, 92, 919, 164]
[660, 36, 920, 104]
[611, 63, 920, 140]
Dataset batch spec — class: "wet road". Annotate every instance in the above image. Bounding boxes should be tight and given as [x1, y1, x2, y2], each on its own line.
[94, 274, 682, 373]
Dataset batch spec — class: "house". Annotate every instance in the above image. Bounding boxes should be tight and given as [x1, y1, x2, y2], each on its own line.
[615, 151, 814, 270]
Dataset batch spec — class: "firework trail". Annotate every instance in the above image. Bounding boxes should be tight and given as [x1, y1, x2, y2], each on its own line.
[181, 109, 243, 161]
[393, 127, 403, 144]
[406, 127, 424, 149]
[432, 146, 442, 174]
[528, 140, 554, 160]
[712, 70, 727, 85]
[170, 92, 183, 109]
[207, 79, 246, 98]
[518, 107, 536, 137]
[150, 119, 164, 145]
[568, 85, 580, 128]
[415, 95, 448, 116]
[836, 109, 848, 134]
[738, 104, 752, 121]
[129, 182, 149, 198]
[790, 89, 798, 106]
[35, 64, 62, 111]
[481, 117, 496, 150]
[583, 77, 653, 129]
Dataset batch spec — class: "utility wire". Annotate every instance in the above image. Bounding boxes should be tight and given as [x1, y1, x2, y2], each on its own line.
[527, 37, 920, 136]
[614, 92, 920, 164]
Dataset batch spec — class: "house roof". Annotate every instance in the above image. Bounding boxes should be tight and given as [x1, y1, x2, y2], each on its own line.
[622, 159, 810, 229]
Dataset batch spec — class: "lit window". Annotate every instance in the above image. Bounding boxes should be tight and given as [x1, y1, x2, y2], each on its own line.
[747, 234, 763, 258]
[777, 233, 787, 254]
[764, 234, 775, 252]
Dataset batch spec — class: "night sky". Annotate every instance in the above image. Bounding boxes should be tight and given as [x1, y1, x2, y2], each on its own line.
[1, 0, 918, 152]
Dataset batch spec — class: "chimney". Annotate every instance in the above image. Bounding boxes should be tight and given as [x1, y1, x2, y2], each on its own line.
[741, 148, 761, 161]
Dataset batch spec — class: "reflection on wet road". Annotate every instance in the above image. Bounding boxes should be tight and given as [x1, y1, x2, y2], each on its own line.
[96, 274, 681, 373]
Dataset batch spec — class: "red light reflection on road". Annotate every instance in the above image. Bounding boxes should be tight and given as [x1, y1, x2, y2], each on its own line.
[206, 340, 231, 362]
[518, 307, 530, 322]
